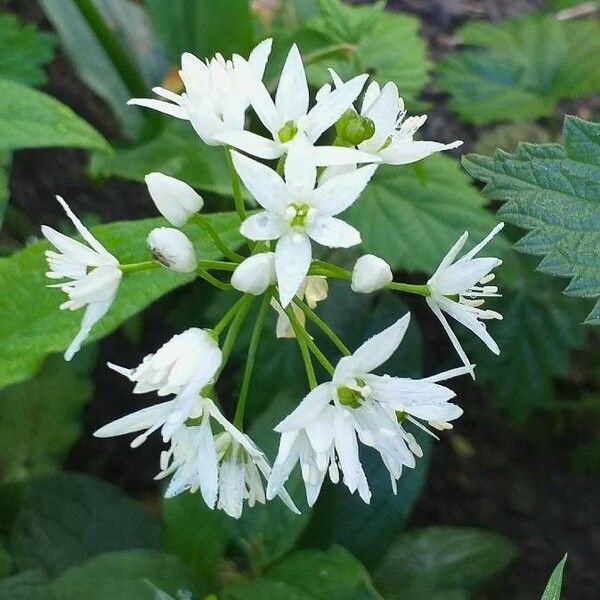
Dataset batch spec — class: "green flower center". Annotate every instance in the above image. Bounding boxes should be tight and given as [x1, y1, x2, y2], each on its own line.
[289, 202, 311, 228]
[278, 120, 298, 143]
[337, 378, 369, 408]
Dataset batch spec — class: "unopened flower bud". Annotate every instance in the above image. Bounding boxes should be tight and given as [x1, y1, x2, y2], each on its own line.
[147, 227, 198, 273]
[145, 173, 204, 226]
[335, 109, 375, 147]
[351, 254, 393, 293]
[231, 252, 276, 295]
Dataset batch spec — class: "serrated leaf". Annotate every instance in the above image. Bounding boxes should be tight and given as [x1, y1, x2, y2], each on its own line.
[0, 355, 94, 483]
[0, 14, 54, 86]
[346, 157, 504, 273]
[541, 555, 567, 600]
[373, 526, 517, 600]
[0, 211, 242, 390]
[0, 79, 110, 152]
[463, 115, 600, 324]
[0, 570, 55, 600]
[10, 473, 162, 575]
[50, 550, 208, 600]
[437, 14, 600, 124]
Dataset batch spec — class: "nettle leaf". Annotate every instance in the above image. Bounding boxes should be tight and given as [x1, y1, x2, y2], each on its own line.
[10, 473, 162, 575]
[0, 212, 242, 389]
[50, 550, 208, 600]
[541, 555, 567, 600]
[346, 157, 504, 273]
[0, 14, 54, 86]
[463, 116, 600, 324]
[0, 355, 94, 483]
[373, 526, 517, 600]
[0, 79, 110, 152]
[89, 121, 235, 198]
[437, 14, 600, 124]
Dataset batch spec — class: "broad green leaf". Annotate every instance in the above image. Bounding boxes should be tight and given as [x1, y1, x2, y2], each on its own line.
[162, 492, 227, 585]
[225, 580, 312, 600]
[437, 14, 600, 124]
[50, 550, 208, 600]
[0, 14, 54, 86]
[10, 472, 162, 575]
[0, 79, 110, 152]
[463, 115, 600, 324]
[0, 570, 55, 600]
[0, 151, 9, 229]
[0, 211, 242, 390]
[373, 526, 517, 600]
[0, 355, 94, 482]
[144, 0, 253, 60]
[541, 555, 567, 600]
[346, 157, 504, 273]
[89, 121, 236, 197]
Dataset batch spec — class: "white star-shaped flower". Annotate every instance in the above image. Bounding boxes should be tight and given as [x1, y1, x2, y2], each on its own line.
[42, 196, 122, 361]
[232, 145, 376, 307]
[426, 223, 505, 376]
[267, 314, 471, 506]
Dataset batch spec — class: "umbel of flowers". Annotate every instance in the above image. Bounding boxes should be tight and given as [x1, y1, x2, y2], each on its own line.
[42, 39, 504, 518]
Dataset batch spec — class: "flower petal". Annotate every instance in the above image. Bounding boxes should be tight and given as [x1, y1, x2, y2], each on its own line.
[215, 130, 283, 159]
[308, 216, 361, 248]
[362, 81, 400, 149]
[284, 138, 317, 193]
[127, 98, 187, 119]
[275, 383, 333, 432]
[312, 145, 380, 166]
[432, 257, 502, 295]
[240, 211, 287, 241]
[65, 295, 115, 361]
[275, 232, 312, 307]
[94, 400, 174, 438]
[247, 37, 273, 79]
[275, 44, 309, 122]
[458, 222, 505, 263]
[196, 413, 219, 508]
[380, 140, 463, 165]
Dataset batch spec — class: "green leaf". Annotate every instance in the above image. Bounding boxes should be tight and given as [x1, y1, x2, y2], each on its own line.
[473, 123, 552, 156]
[0, 355, 94, 483]
[89, 121, 235, 197]
[10, 472, 162, 575]
[303, 0, 430, 107]
[0, 570, 55, 600]
[0, 14, 54, 86]
[541, 555, 567, 600]
[0, 211, 242, 390]
[373, 526, 517, 600]
[0, 79, 110, 152]
[50, 550, 208, 600]
[346, 157, 504, 273]
[225, 580, 312, 600]
[0, 151, 9, 229]
[0, 540, 11, 579]
[144, 0, 254, 60]
[463, 115, 600, 324]
[162, 492, 227, 585]
[437, 14, 600, 124]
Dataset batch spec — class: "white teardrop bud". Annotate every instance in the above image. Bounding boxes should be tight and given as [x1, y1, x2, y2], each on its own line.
[231, 252, 276, 295]
[147, 227, 198, 273]
[351, 254, 393, 293]
[145, 173, 204, 226]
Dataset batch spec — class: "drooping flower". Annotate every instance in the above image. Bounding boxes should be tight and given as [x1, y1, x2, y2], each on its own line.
[129, 39, 273, 145]
[232, 145, 376, 306]
[42, 195, 122, 361]
[215, 44, 377, 166]
[145, 173, 204, 226]
[426, 223, 505, 376]
[351, 254, 393, 293]
[267, 314, 471, 505]
[147, 227, 198, 273]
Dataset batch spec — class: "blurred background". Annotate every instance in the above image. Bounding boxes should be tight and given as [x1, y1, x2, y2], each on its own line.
[0, 1, 599, 599]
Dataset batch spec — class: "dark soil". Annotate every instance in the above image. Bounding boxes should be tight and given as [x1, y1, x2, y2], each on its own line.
[5, 1, 600, 599]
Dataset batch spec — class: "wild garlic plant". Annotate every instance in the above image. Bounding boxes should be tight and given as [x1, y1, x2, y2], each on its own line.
[42, 39, 505, 519]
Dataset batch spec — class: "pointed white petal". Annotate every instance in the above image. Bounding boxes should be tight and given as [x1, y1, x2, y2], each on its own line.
[266, 431, 301, 499]
[64, 296, 115, 361]
[196, 413, 219, 508]
[380, 140, 463, 165]
[127, 98, 187, 119]
[307, 216, 361, 249]
[275, 383, 333, 432]
[94, 400, 174, 438]
[432, 257, 502, 295]
[428, 232, 469, 284]
[362, 81, 400, 149]
[458, 222, 505, 262]
[312, 145, 379, 166]
[248, 37, 273, 79]
[214, 130, 283, 159]
[240, 211, 287, 241]
[284, 138, 317, 193]
[275, 232, 312, 307]
[275, 44, 309, 122]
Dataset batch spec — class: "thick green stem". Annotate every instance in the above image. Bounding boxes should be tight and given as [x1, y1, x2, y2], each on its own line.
[234, 292, 271, 429]
[224, 147, 247, 222]
[287, 309, 318, 389]
[197, 259, 238, 272]
[295, 298, 350, 356]
[196, 267, 233, 291]
[191, 214, 243, 262]
[387, 282, 431, 297]
[310, 260, 351, 280]
[119, 260, 160, 274]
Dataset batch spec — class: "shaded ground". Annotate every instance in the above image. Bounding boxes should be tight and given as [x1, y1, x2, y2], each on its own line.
[5, 1, 600, 599]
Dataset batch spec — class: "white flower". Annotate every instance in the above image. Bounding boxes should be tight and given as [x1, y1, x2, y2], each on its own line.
[147, 227, 198, 273]
[94, 328, 222, 444]
[215, 44, 377, 166]
[426, 223, 505, 376]
[129, 39, 273, 146]
[231, 252, 276, 295]
[145, 173, 204, 226]
[232, 145, 376, 306]
[267, 314, 471, 505]
[42, 195, 122, 361]
[326, 73, 463, 165]
[351, 254, 393, 293]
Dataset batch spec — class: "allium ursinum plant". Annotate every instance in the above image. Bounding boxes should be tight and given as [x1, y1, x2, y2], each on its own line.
[42, 40, 505, 518]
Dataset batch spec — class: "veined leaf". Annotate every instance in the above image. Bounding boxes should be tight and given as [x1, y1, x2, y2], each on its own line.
[541, 555, 567, 600]
[437, 14, 600, 124]
[0, 14, 54, 86]
[463, 115, 600, 324]
[0, 79, 110, 152]
[346, 157, 505, 273]
[0, 211, 242, 389]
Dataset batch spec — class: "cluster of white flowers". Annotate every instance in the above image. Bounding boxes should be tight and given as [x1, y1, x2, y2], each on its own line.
[42, 39, 505, 517]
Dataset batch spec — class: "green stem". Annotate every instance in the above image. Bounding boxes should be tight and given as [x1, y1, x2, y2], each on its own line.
[119, 260, 160, 274]
[197, 259, 238, 272]
[213, 295, 251, 337]
[191, 214, 243, 262]
[218, 295, 255, 374]
[234, 292, 271, 429]
[224, 147, 247, 222]
[196, 267, 233, 291]
[387, 282, 431, 297]
[310, 259, 351, 280]
[295, 298, 350, 356]
[286, 306, 318, 389]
